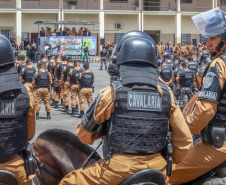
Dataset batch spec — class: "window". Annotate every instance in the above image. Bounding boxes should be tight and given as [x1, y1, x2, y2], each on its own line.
[175, 0, 192, 3]
[22, 33, 29, 42]
[22, 0, 39, 1]
[221, 0, 226, 5]
[181, 34, 190, 45]
[110, 0, 128, 2]
[0, 30, 10, 39]
[200, 34, 208, 43]
[114, 33, 124, 42]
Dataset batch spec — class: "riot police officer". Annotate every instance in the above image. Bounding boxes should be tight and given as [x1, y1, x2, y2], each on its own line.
[100, 45, 108, 70]
[158, 61, 174, 89]
[61, 57, 74, 113]
[187, 56, 198, 72]
[32, 61, 52, 120]
[59, 31, 192, 185]
[176, 61, 195, 110]
[77, 62, 94, 118]
[68, 61, 84, 115]
[169, 7, 226, 184]
[172, 60, 183, 101]
[0, 34, 36, 185]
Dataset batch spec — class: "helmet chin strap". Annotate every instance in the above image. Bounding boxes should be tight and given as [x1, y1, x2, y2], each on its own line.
[211, 40, 225, 58]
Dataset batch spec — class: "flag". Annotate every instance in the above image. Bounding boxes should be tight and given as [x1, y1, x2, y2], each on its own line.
[167, 41, 171, 54]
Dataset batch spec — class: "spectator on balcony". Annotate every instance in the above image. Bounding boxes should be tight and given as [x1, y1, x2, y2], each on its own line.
[46, 27, 52, 36]
[83, 28, 91, 36]
[63, 27, 68, 36]
[78, 27, 84, 36]
[72, 27, 78, 36]
[40, 27, 45, 37]
[58, 28, 63, 36]
[66, 28, 73, 36]
[52, 29, 57, 36]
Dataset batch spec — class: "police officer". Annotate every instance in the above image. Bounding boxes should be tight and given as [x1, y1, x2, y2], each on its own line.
[195, 59, 206, 89]
[198, 47, 210, 61]
[20, 55, 26, 70]
[169, 7, 226, 184]
[0, 34, 36, 185]
[59, 31, 192, 185]
[158, 61, 174, 89]
[54, 55, 67, 107]
[187, 56, 198, 72]
[176, 61, 195, 110]
[100, 45, 108, 70]
[68, 61, 84, 115]
[15, 55, 22, 74]
[77, 62, 94, 118]
[172, 60, 183, 101]
[61, 57, 74, 113]
[82, 42, 89, 63]
[32, 61, 52, 120]
[108, 44, 114, 61]
[107, 62, 120, 84]
[48, 54, 56, 106]
[37, 54, 49, 69]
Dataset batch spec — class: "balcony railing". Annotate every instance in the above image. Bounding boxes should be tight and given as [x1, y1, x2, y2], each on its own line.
[21, 0, 59, 9]
[63, 0, 100, 10]
[0, 0, 16, 9]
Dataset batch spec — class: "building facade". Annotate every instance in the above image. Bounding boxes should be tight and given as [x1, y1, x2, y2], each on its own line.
[0, 0, 224, 49]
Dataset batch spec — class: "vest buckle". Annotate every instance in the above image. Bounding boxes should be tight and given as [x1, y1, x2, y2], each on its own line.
[102, 153, 112, 166]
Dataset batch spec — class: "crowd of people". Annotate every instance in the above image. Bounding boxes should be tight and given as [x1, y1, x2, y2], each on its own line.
[40, 26, 91, 37]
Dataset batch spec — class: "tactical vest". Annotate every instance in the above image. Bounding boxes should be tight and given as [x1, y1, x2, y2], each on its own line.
[21, 62, 26, 70]
[160, 65, 172, 82]
[16, 62, 21, 74]
[63, 64, 74, 82]
[57, 62, 66, 80]
[165, 59, 174, 69]
[100, 49, 108, 57]
[23, 66, 36, 82]
[49, 60, 55, 73]
[197, 68, 205, 78]
[79, 72, 94, 88]
[0, 85, 29, 162]
[179, 69, 194, 87]
[200, 54, 226, 148]
[71, 68, 83, 85]
[188, 62, 198, 72]
[36, 70, 49, 88]
[106, 81, 171, 153]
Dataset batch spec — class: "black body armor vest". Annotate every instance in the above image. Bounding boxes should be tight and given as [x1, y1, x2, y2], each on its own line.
[100, 49, 108, 57]
[197, 68, 205, 78]
[179, 69, 194, 87]
[165, 59, 174, 69]
[23, 66, 36, 82]
[106, 81, 171, 153]
[188, 62, 198, 72]
[36, 70, 49, 87]
[57, 62, 66, 80]
[63, 64, 74, 82]
[200, 54, 226, 148]
[160, 65, 172, 82]
[0, 85, 29, 162]
[71, 68, 83, 85]
[80, 72, 94, 88]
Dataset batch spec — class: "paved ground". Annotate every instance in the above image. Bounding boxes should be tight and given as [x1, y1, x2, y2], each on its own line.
[31, 62, 110, 157]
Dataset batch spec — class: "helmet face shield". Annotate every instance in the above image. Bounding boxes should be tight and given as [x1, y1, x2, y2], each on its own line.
[192, 7, 225, 38]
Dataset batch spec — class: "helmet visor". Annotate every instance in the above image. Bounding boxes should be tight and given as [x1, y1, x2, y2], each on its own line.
[192, 7, 225, 38]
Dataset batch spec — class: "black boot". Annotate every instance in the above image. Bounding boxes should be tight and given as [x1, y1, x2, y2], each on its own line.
[70, 108, 76, 115]
[61, 99, 63, 106]
[75, 105, 79, 112]
[36, 113, 39, 120]
[63, 106, 69, 112]
[50, 100, 55, 106]
[47, 112, 51, 120]
[54, 101, 58, 108]
[77, 111, 84, 118]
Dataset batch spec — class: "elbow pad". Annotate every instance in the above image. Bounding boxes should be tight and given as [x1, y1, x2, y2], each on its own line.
[81, 93, 102, 133]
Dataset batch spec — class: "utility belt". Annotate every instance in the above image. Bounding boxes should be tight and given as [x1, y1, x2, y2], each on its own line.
[79, 85, 93, 89]
[201, 123, 226, 148]
[24, 81, 32, 83]
[36, 86, 48, 89]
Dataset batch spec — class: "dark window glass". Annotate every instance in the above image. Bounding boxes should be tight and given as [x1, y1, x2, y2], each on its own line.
[114, 33, 124, 42]
[181, 34, 190, 45]
[110, 0, 128, 2]
[221, 0, 226, 5]
[175, 0, 192, 3]
[199, 34, 208, 43]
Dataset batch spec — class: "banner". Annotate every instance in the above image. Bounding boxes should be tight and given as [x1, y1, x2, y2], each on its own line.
[39, 36, 97, 56]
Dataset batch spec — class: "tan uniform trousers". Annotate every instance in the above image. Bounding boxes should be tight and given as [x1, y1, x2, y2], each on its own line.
[169, 141, 226, 185]
[52, 90, 56, 100]
[0, 154, 34, 185]
[63, 81, 71, 106]
[79, 88, 93, 111]
[54, 79, 62, 102]
[59, 153, 166, 185]
[24, 82, 36, 107]
[71, 84, 80, 108]
[36, 88, 50, 113]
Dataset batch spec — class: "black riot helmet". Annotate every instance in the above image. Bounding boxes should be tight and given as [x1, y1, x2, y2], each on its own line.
[116, 31, 158, 68]
[0, 34, 16, 67]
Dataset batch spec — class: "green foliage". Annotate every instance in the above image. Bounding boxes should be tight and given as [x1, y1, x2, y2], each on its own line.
[135, 0, 139, 7]
[68, 1, 78, 5]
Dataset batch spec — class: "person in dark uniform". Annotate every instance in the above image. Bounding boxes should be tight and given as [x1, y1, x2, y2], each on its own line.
[77, 62, 94, 118]
[32, 61, 52, 120]
[100, 45, 108, 70]
[20, 55, 27, 71]
[176, 61, 195, 110]
[158, 61, 174, 89]
[30, 44, 36, 63]
[172, 60, 183, 102]
[59, 31, 192, 185]
[107, 62, 120, 84]
[108, 44, 114, 61]
[15, 55, 22, 74]
[187, 56, 198, 72]
[0, 34, 36, 185]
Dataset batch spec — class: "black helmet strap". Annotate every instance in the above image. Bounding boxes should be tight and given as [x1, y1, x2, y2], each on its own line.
[211, 39, 225, 58]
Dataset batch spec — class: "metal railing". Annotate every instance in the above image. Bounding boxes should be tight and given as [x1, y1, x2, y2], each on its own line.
[21, 0, 59, 9]
[0, 0, 16, 9]
[63, 0, 100, 10]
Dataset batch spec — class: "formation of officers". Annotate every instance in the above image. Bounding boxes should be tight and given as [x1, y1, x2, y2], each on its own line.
[16, 53, 95, 119]
[158, 47, 211, 110]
